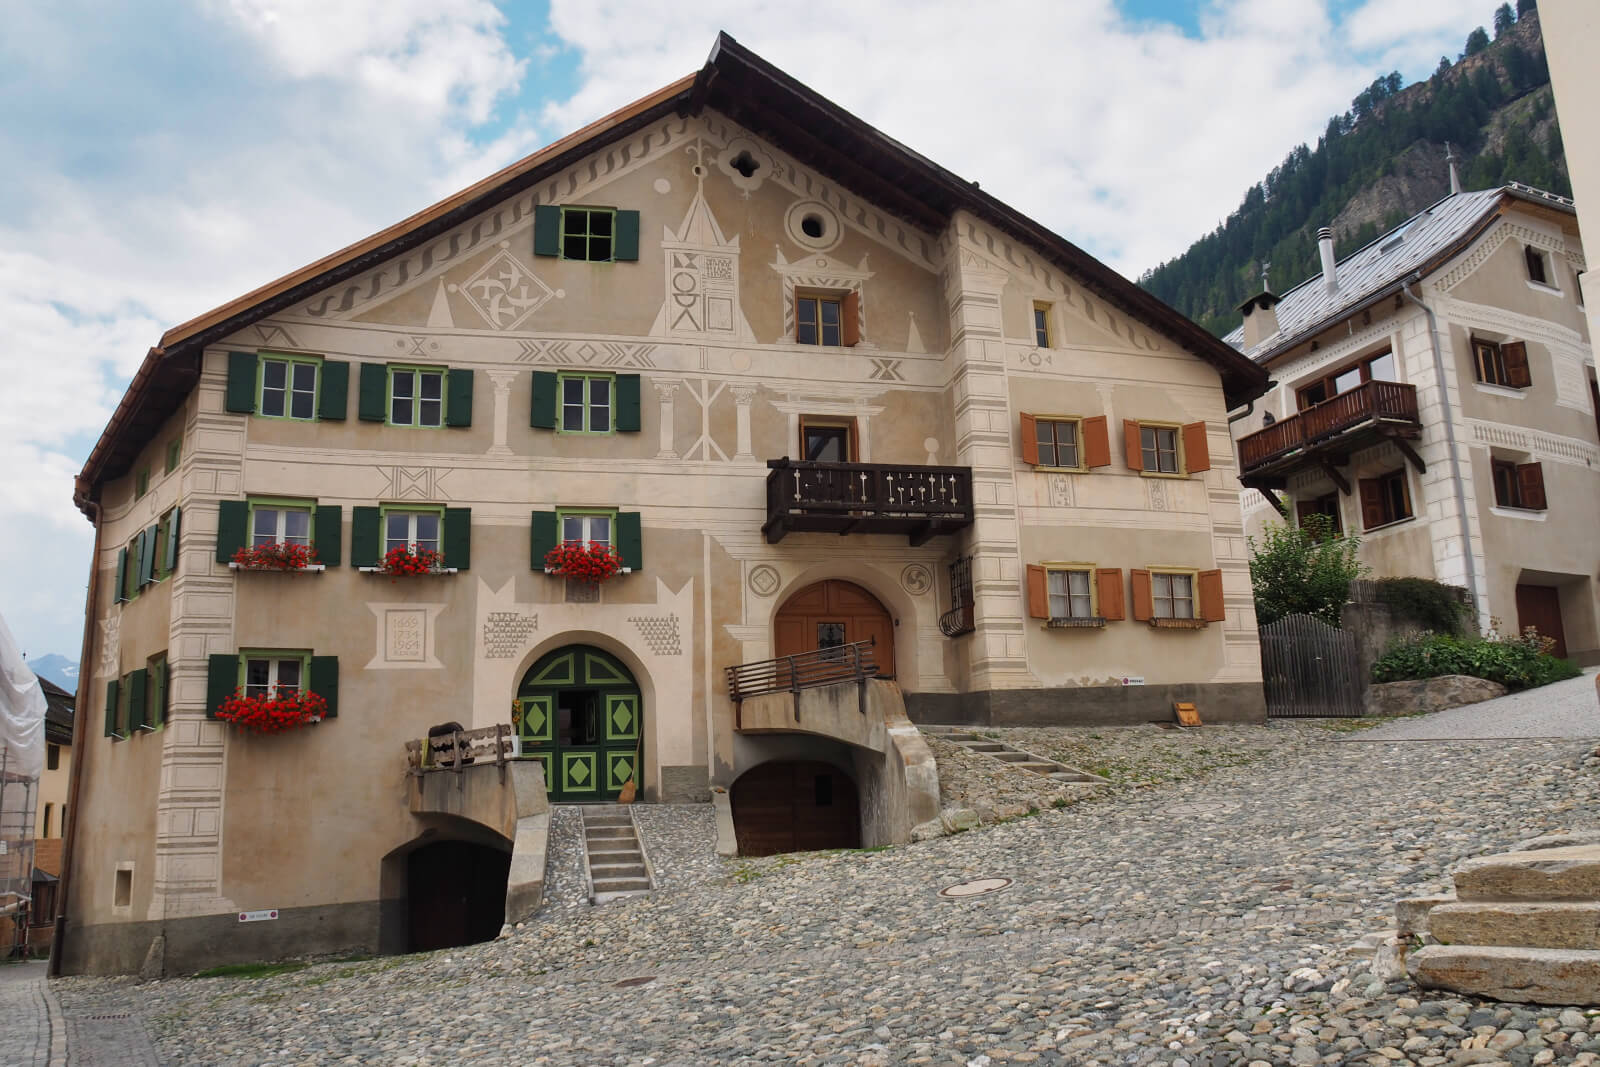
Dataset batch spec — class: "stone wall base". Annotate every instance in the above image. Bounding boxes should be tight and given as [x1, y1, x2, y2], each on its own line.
[903, 682, 1266, 727]
[58, 900, 384, 978]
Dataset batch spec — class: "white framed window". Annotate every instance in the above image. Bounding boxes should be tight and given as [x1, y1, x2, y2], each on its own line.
[559, 510, 614, 548]
[389, 366, 445, 427]
[240, 652, 308, 701]
[260, 357, 319, 420]
[383, 508, 442, 554]
[1151, 571, 1196, 619]
[1141, 425, 1180, 474]
[559, 373, 613, 433]
[251, 502, 312, 547]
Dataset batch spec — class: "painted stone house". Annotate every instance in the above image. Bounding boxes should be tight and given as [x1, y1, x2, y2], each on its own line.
[58, 35, 1268, 974]
[1228, 180, 1599, 663]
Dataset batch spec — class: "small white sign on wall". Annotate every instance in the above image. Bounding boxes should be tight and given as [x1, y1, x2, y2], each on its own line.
[238, 909, 278, 923]
[1121, 676, 1146, 686]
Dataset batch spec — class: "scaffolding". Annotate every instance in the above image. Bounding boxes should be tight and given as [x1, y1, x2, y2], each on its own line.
[0, 741, 38, 957]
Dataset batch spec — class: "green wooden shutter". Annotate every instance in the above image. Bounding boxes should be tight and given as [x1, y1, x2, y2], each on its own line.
[103, 679, 120, 737]
[614, 210, 640, 261]
[320, 360, 349, 421]
[531, 511, 558, 569]
[616, 374, 641, 433]
[151, 660, 167, 729]
[225, 351, 257, 413]
[530, 372, 557, 429]
[533, 204, 561, 257]
[216, 500, 249, 564]
[309, 656, 339, 719]
[128, 668, 149, 731]
[141, 525, 160, 586]
[313, 504, 342, 567]
[617, 512, 643, 572]
[133, 529, 148, 588]
[351, 507, 381, 568]
[115, 547, 129, 604]
[205, 654, 236, 721]
[358, 362, 388, 422]
[445, 368, 474, 428]
[164, 507, 182, 574]
[443, 508, 471, 571]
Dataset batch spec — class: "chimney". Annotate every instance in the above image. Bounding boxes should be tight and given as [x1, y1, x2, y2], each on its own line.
[1318, 227, 1338, 292]
[1445, 142, 1462, 195]
[1238, 290, 1281, 350]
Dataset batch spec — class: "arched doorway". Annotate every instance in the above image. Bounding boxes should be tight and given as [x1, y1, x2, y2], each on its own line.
[406, 840, 510, 952]
[731, 761, 861, 856]
[774, 580, 895, 677]
[516, 645, 642, 802]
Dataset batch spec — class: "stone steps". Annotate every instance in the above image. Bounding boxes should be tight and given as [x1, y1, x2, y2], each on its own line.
[1410, 945, 1600, 1006]
[918, 727, 1108, 786]
[1429, 901, 1600, 951]
[1454, 845, 1600, 902]
[580, 806, 653, 905]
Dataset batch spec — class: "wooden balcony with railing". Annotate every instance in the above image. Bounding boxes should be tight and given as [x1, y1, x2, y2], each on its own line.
[1238, 380, 1422, 482]
[763, 459, 974, 545]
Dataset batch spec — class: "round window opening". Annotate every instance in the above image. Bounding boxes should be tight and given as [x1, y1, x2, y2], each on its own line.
[801, 213, 826, 240]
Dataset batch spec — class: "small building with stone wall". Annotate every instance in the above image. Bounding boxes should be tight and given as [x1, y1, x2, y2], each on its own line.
[57, 35, 1269, 975]
[1227, 183, 1600, 666]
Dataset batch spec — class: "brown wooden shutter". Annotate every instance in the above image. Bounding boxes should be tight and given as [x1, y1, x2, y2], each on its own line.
[1516, 462, 1547, 510]
[841, 290, 861, 347]
[1095, 568, 1125, 621]
[1082, 415, 1110, 468]
[1123, 419, 1143, 471]
[1358, 478, 1385, 530]
[1182, 421, 1210, 474]
[1129, 569, 1153, 621]
[1198, 569, 1226, 622]
[1025, 564, 1049, 620]
[1295, 499, 1318, 529]
[1502, 341, 1531, 388]
[1019, 413, 1039, 465]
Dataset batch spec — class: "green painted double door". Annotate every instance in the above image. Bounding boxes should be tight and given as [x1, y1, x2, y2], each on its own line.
[515, 645, 641, 802]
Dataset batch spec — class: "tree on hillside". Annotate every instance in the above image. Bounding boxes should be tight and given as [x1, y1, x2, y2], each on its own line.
[1435, 56, 1452, 80]
[1494, 3, 1515, 36]
[1464, 26, 1491, 56]
[1517, 0, 1537, 16]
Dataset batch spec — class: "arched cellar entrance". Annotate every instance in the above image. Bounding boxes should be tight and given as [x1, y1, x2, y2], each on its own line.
[730, 761, 862, 856]
[516, 644, 642, 802]
[774, 580, 895, 677]
[406, 840, 511, 952]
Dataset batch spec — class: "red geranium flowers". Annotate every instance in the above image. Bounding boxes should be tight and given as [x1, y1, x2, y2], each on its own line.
[380, 546, 444, 577]
[544, 541, 623, 583]
[232, 542, 318, 570]
[215, 686, 328, 735]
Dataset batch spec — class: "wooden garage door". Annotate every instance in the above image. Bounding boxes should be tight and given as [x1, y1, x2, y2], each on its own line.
[1516, 584, 1568, 660]
[730, 761, 862, 857]
[773, 580, 895, 677]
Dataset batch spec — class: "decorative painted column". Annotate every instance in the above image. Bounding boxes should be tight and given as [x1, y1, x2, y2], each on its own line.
[654, 379, 680, 460]
[731, 386, 757, 460]
[486, 370, 517, 457]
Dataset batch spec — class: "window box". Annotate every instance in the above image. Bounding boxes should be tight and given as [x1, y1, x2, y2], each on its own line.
[369, 546, 453, 577]
[1148, 617, 1208, 630]
[229, 561, 327, 573]
[230, 541, 321, 571]
[543, 541, 626, 583]
[1047, 616, 1106, 629]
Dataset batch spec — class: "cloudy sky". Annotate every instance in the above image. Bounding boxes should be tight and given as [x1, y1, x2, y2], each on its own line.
[2, 0, 1500, 670]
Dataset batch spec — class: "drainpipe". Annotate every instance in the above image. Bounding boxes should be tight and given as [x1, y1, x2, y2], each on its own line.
[1227, 381, 1278, 425]
[50, 495, 101, 977]
[1401, 279, 1482, 621]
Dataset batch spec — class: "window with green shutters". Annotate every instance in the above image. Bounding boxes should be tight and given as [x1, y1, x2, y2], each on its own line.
[135, 467, 150, 500]
[533, 204, 640, 261]
[224, 351, 348, 421]
[165, 436, 182, 473]
[350, 505, 469, 571]
[145, 654, 168, 732]
[206, 651, 339, 720]
[216, 499, 342, 568]
[530, 372, 641, 432]
[103, 677, 127, 740]
[359, 363, 472, 426]
[532, 509, 642, 572]
[388, 365, 445, 427]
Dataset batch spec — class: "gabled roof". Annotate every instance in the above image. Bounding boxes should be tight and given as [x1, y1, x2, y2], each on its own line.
[38, 677, 73, 745]
[1226, 183, 1579, 365]
[74, 32, 1267, 515]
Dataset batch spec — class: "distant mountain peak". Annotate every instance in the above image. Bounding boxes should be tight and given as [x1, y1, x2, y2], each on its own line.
[26, 653, 78, 694]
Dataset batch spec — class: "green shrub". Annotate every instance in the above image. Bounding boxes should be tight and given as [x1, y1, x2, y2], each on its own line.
[1248, 514, 1366, 627]
[1372, 576, 1470, 634]
[1372, 626, 1581, 690]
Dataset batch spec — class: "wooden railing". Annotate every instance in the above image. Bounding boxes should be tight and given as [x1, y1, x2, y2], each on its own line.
[763, 459, 973, 544]
[725, 639, 878, 705]
[1239, 380, 1419, 471]
[404, 723, 515, 774]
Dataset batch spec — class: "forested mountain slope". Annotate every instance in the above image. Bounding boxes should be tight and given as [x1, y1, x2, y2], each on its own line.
[1139, 3, 1567, 338]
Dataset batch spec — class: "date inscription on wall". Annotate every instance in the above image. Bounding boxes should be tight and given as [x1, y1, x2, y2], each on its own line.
[386, 610, 426, 662]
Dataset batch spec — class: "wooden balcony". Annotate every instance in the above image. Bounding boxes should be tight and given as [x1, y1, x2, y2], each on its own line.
[1238, 380, 1423, 485]
[763, 459, 974, 545]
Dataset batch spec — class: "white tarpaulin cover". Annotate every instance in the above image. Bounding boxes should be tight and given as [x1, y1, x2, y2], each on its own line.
[0, 612, 46, 780]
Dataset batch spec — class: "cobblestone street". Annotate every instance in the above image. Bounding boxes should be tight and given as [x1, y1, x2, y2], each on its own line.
[50, 690, 1600, 1066]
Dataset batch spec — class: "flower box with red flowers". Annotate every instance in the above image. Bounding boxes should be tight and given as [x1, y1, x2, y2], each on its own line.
[215, 686, 328, 735]
[229, 542, 323, 572]
[543, 542, 626, 583]
[364, 546, 453, 578]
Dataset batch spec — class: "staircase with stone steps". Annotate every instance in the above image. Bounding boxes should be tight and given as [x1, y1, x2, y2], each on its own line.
[580, 806, 654, 905]
[918, 725, 1108, 785]
[1403, 833, 1600, 1005]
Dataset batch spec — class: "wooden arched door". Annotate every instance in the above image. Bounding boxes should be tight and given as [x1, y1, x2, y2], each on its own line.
[774, 580, 895, 677]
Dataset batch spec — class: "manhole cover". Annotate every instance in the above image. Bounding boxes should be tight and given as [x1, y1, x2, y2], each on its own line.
[84, 1014, 132, 1021]
[613, 975, 656, 988]
[939, 877, 1013, 899]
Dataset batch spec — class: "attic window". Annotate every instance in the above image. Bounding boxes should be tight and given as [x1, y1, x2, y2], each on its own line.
[729, 151, 760, 179]
[801, 214, 825, 239]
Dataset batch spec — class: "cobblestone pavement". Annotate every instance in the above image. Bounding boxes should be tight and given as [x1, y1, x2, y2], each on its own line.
[1352, 668, 1600, 741]
[0, 959, 52, 1066]
[54, 721, 1600, 1066]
